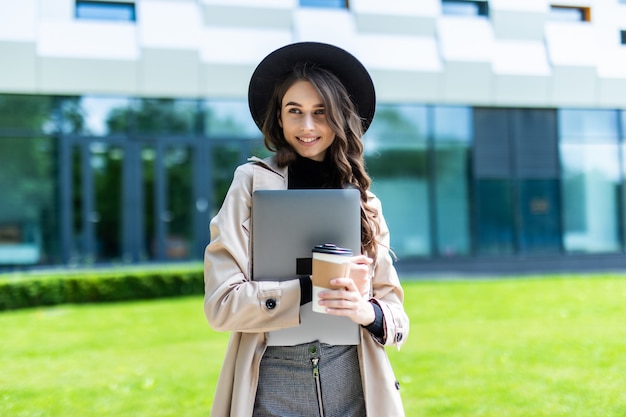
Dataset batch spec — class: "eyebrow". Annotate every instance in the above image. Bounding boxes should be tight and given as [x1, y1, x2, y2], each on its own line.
[283, 101, 325, 108]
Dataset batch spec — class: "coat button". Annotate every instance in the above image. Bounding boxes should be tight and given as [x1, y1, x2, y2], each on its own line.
[265, 298, 277, 310]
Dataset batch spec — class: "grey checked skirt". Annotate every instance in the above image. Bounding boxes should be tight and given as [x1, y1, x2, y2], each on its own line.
[253, 341, 366, 417]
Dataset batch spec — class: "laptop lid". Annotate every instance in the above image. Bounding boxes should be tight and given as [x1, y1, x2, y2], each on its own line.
[252, 189, 361, 346]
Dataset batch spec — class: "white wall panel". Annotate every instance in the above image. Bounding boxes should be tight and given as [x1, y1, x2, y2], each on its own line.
[38, 0, 73, 21]
[352, 0, 438, 36]
[136, 1, 201, 97]
[357, 34, 441, 72]
[292, 8, 356, 49]
[371, 70, 442, 103]
[592, 2, 626, 48]
[492, 40, 550, 105]
[139, 49, 200, 97]
[545, 22, 597, 66]
[137, 1, 201, 49]
[201, 0, 295, 7]
[199, 27, 291, 97]
[200, 27, 291, 64]
[545, 22, 598, 106]
[492, 75, 551, 107]
[38, 57, 138, 94]
[0, 42, 37, 92]
[0, 0, 38, 92]
[438, 17, 494, 104]
[442, 62, 493, 104]
[438, 17, 494, 62]
[38, 21, 138, 59]
[37, 21, 139, 93]
[0, 0, 37, 40]
[596, 77, 626, 107]
[596, 48, 626, 107]
[357, 34, 442, 102]
[550, 67, 597, 106]
[202, 3, 292, 29]
[200, 63, 256, 98]
[490, 0, 548, 40]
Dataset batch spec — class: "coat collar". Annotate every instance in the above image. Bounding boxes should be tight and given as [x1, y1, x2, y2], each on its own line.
[247, 155, 287, 178]
[248, 155, 288, 191]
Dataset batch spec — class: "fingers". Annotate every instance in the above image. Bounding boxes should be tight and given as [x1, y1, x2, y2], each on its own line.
[351, 255, 373, 266]
[347, 257, 373, 297]
[317, 288, 375, 326]
[329, 277, 357, 291]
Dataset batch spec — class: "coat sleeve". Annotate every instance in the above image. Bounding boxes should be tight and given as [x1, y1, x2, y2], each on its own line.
[368, 194, 410, 349]
[203, 164, 302, 333]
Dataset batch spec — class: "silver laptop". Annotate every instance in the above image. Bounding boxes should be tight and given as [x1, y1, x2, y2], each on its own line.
[252, 189, 361, 346]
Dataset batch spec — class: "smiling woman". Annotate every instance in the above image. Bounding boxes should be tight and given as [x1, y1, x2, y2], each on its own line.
[204, 42, 409, 417]
[279, 80, 336, 162]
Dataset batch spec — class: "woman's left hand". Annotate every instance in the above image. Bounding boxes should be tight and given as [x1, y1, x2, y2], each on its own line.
[317, 278, 375, 327]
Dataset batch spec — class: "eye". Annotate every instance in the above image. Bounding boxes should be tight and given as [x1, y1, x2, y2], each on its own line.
[314, 109, 326, 115]
[287, 108, 301, 114]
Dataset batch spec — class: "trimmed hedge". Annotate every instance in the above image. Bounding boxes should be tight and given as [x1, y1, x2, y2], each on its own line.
[0, 267, 204, 311]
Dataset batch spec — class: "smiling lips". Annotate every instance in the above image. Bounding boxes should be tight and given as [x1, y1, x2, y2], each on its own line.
[297, 136, 320, 143]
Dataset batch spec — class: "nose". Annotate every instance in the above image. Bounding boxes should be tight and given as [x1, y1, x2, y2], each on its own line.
[301, 112, 315, 130]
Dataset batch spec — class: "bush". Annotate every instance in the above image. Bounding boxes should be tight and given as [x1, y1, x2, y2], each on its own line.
[0, 266, 204, 311]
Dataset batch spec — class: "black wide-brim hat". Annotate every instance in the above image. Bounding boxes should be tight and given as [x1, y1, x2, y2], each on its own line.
[248, 42, 376, 133]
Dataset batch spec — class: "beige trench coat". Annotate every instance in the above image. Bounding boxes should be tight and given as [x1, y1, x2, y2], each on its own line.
[204, 156, 409, 417]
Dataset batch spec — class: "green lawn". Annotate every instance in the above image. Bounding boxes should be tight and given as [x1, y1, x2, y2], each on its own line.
[2, 274, 626, 416]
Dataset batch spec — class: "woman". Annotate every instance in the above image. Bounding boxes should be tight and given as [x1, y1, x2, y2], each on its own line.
[204, 42, 409, 417]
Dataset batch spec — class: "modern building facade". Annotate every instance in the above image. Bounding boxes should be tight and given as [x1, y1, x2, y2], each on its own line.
[1, 0, 626, 273]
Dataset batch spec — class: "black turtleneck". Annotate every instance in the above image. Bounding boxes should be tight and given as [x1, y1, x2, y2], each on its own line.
[288, 154, 338, 189]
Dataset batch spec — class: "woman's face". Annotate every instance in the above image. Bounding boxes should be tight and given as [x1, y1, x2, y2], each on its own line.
[279, 80, 336, 162]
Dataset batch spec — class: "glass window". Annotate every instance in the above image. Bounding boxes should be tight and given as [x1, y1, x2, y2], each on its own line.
[0, 137, 58, 265]
[620, 110, 626, 251]
[548, 5, 590, 22]
[299, 0, 347, 8]
[518, 179, 561, 253]
[441, 0, 489, 17]
[433, 106, 471, 256]
[203, 100, 261, 140]
[164, 145, 193, 260]
[211, 145, 245, 213]
[560, 109, 618, 140]
[75, 1, 136, 22]
[135, 99, 198, 136]
[91, 142, 124, 261]
[474, 179, 515, 255]
[58, 96, 132, 136]
[365, 104, 430, 258]
[0, 95, 54, 133]
[559, 109, 620, 253]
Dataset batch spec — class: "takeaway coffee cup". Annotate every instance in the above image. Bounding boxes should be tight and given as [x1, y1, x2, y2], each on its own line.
[311, 243, 353, 314]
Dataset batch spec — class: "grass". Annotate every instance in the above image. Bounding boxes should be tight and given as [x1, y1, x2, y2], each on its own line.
[2, 274, 626, 416]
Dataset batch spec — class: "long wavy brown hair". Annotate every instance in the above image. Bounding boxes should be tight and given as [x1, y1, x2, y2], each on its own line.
[261, 63, 381, 261]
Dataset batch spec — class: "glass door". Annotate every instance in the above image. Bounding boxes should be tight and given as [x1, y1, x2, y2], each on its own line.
[146, 142, 194, 261]
[65, 139, 124, 263]
[60, 136, 205, 264]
